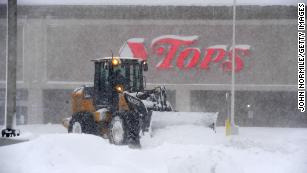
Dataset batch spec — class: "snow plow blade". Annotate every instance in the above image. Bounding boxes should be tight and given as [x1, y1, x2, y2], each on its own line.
[149, 112, 218, 131]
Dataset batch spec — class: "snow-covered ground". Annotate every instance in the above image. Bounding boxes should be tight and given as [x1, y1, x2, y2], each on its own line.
[0, 124, 307, 173]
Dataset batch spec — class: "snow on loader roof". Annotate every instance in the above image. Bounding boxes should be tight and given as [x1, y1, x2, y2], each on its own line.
[92, 56, 143, 62]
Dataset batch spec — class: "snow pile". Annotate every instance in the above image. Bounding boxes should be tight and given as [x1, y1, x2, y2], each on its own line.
[0, 125, 307, 173]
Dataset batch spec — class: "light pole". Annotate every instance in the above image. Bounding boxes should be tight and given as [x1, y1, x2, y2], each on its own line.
[226, 0, 239, 135]
[1, 0, 20, 137]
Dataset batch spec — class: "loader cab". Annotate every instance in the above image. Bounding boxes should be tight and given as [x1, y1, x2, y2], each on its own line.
[93, 57, 147, 110]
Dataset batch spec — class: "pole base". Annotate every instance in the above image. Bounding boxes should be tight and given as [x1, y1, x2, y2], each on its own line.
[1, 128, 20, 138]
[225, 119, 239, 136]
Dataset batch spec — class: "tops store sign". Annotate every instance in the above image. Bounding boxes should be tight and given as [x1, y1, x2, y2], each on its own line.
[120, 35, 251, 72]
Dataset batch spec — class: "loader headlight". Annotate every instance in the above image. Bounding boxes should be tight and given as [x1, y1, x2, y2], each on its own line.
[111, 58, 121, 66]
[115, 84, 124, 93]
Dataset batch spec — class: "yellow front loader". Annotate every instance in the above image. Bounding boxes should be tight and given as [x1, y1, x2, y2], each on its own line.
[63, 57, 218, 148]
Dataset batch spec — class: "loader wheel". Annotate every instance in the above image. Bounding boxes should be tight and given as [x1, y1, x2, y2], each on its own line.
[68, 112, 99, 135]
[109, 113, 127, 145]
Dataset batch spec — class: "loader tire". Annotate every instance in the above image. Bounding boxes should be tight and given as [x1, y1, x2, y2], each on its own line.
[68, 112, 99, 135]
[109, 112, 127, 145]
[126, 111, 141, 148]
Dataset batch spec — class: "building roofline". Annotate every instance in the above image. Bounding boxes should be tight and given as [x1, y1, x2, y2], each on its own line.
[0, 5, 297, 20]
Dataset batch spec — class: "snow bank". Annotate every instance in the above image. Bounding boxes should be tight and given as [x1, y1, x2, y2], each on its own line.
[0, 125, 307, 173]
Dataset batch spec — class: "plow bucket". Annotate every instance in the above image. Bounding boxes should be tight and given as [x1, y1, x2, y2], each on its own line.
[149, 112, 218, 132]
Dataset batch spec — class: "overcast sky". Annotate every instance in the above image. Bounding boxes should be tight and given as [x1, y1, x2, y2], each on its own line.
[0, 0, 302, 6]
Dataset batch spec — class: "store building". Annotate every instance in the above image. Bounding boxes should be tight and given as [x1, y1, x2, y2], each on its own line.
[0, 4, 305, 126]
